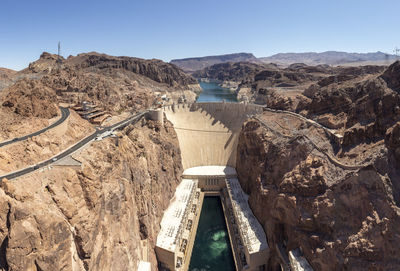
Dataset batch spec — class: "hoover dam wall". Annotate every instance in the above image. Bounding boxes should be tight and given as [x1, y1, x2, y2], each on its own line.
[163, 102, 263, 169]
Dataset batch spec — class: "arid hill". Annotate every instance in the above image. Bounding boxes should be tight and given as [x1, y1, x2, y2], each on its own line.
[0, 68, 17, 91]
[0, 51, 201, 141]
[259, 51, 397, 66]
[192, 61, 277, 83]
[170, 52, 260, 72]
[2, 79, 58, 119]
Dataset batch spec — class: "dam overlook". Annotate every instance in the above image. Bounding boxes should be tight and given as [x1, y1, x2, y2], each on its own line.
[1, 1, 400, 270]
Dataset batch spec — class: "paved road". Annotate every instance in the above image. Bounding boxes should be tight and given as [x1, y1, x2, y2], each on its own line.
[0, 111, 147, 180]
[0, 107, 70, 148]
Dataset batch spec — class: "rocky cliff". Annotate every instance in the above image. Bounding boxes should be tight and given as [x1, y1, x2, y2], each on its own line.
[236, 111, 400, 270]
[0, 117, 183, 271]
[27, 52, 200, 111]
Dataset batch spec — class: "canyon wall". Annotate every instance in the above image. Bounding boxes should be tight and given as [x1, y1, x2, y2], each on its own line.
[236, 112, 400, 270]
[0, 117, 182, 271]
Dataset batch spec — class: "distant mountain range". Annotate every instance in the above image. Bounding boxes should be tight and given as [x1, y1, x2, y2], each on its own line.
[170, 53, 260, 72]
[171, 51, 398, 72]
[260, 51, 397, 66]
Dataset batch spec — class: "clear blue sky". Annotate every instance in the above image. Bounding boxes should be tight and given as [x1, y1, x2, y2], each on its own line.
[1, 0, 399, 70]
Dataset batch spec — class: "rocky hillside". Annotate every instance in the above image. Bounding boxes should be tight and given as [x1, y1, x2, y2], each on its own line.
[192, 61, 276, 83]
[1, 78, 58, 119]
[0, 68, 16, 91]
[24, 52, 201, 112]
[0, 117, 183, 270]
[170, 52, 260, 72]
[297, 62, 399, 144]
[260, 51, 397, 66]
[0, 51, 201, 142]
[237, 110, 400, 270]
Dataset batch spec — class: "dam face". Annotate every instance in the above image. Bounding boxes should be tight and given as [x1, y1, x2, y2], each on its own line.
[163, 102, 263, 169]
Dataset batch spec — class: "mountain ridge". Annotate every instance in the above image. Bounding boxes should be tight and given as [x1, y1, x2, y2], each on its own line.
[171, 51, 398, 72]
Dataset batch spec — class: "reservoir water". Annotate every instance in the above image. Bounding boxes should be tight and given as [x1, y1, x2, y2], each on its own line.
[196, 81, 238, 102]
[188, 197, 235, 271]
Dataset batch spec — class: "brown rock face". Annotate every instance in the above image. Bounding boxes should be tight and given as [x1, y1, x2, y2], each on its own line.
[385, 122, 400, 165]
[1, 79, 58, 118]
[298, 64, 400, 153]
[192, 61, 272, 83]
[68, 52, 197, 87]
[380, 61, 400, 92]
[236, 113, 400, 270]
[0, 117, 183, 270]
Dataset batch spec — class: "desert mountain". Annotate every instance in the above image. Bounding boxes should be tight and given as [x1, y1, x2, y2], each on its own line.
[260, 51, 397, 66]
[170, 52, 259, 72]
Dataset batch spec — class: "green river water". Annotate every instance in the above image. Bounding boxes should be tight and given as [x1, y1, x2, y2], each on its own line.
[188, 197, 235, 271]
[196, 81, 237, 103]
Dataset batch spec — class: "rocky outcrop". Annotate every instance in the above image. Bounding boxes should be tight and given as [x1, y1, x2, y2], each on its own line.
[298, 63, 400, 150]
[192, 61, 271, 84]
[380, 60, 400, 92]
[0, 117, 183, 271]
[1, 78, 58, 118]
[68, 52, 197, 87]
[236, 112, 400, 270]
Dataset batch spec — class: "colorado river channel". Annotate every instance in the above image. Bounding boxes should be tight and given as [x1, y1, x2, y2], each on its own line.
[188, 197, 235, 271]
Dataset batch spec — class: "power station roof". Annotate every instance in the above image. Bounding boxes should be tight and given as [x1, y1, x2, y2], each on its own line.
[183, 166, 237, 178]
[226, 178, 268, 254]
[156, 179, 197, 252]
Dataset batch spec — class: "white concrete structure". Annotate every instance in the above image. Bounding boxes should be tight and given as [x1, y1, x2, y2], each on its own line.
[182, 166, 237, 179]
[155, 179, 201, 271]
[225, 178, 269, 270]
[163, 103, 262, 169]
[137, 261, 151, 271]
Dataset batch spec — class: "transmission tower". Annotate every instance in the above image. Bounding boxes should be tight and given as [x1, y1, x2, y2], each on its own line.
[56, 41, 62, 71]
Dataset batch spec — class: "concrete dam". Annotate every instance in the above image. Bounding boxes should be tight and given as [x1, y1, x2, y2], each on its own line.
[163, 102, 263, 169]
[153, 102, 266, 271]
[151, 102, 314, 271]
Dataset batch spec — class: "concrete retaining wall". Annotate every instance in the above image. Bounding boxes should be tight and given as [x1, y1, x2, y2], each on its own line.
[163, 103, 262, 169]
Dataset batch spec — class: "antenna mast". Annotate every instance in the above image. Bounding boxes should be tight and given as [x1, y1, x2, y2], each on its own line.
[57, 41, 62, 71]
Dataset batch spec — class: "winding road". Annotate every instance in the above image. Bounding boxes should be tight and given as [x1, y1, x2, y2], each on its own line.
[0, 110, 147, 180]
[0, 107, 70, 148]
